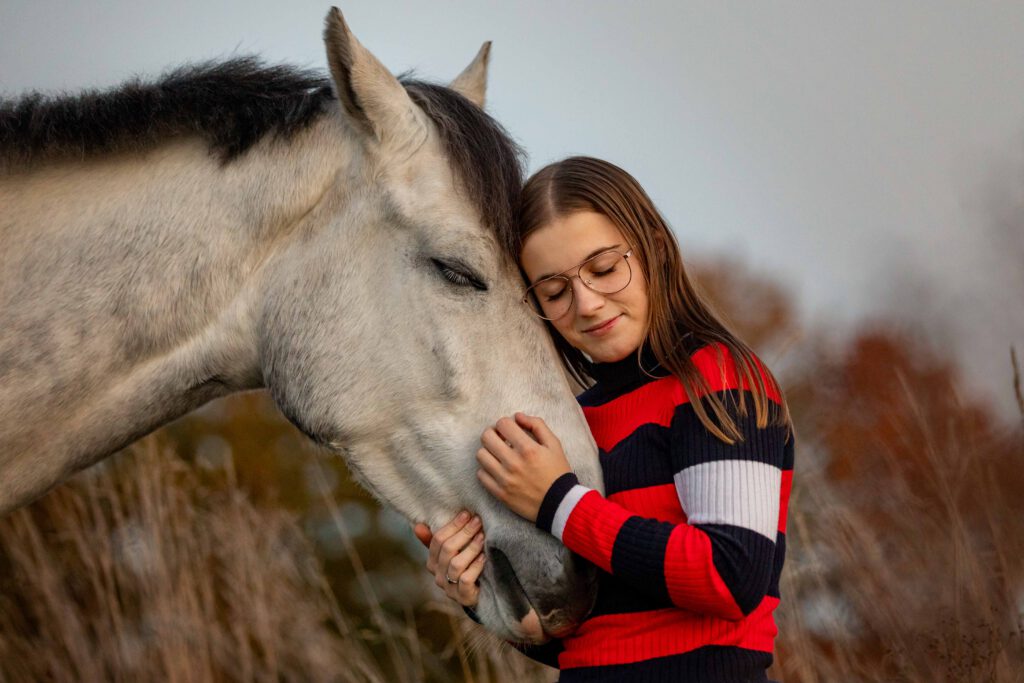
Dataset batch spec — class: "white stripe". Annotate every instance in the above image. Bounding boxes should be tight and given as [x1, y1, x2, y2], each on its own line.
[674, 460, 781, 541]
[551, 484, 592, 542]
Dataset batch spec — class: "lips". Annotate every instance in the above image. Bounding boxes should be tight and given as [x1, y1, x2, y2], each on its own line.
[585, 317, 622, 335]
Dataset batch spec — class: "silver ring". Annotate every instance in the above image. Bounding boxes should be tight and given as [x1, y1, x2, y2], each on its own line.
[446, 574, 458, 585]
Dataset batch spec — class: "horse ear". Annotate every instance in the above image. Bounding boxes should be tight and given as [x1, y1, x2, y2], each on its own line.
[449, 42, 491, 109]
[323, 7, 427, 150]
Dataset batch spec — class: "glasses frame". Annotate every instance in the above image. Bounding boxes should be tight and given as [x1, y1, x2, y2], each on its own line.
[522, 248, 633, 321]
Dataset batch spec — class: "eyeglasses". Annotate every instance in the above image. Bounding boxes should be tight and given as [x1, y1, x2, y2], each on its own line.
[522, 249, 633, 320]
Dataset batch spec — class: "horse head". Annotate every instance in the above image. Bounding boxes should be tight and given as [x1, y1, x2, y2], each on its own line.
[257, 8, 601, 642]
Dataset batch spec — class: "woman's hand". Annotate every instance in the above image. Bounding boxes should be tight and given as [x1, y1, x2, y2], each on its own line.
[412, 510, 486, 608]
[476, 412, 572, 523]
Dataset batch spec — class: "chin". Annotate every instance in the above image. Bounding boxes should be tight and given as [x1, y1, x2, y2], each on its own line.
[586, 339, 641, 363]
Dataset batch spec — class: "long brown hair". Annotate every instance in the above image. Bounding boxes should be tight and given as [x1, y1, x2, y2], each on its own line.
[516, 156, 791, 444]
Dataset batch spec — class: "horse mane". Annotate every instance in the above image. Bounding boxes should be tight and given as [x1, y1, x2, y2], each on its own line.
[0, 56, 524, 255]
[0, 57, 335, 168]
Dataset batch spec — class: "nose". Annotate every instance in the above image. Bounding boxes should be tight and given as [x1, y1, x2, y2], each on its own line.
[571, 278, 606, 317]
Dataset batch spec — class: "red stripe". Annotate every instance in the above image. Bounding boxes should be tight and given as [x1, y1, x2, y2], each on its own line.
[608, 484, 688, 524]
[779, 469, 793, 533]
[583, 377, 682, 451]
[561, 490, 631, 574]
[582, 345, 783, 452]
[690, 344, 783, 403]
[664, 525, 742, 620]
[558, 597, 780, 668]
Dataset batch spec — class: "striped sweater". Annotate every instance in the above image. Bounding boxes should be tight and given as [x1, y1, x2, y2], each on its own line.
[522, 339, 794, 682]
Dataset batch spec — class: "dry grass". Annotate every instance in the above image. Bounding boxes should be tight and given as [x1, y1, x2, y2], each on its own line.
[773, 427, 1024, 682]
[0, 437, 553, 683]
[0, 438, 383, 682]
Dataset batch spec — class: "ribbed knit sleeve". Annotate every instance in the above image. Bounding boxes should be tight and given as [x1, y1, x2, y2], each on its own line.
[537, 345, 789, 622]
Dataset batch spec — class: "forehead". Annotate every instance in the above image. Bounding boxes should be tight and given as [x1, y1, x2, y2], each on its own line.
[519, 211, 626, 280]
[385, 137, 480, 226]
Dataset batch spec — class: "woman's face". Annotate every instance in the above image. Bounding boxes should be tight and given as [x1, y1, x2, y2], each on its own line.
[519, 211, 649, 363]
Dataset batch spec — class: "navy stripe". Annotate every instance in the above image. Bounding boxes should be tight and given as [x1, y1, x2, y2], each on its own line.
[535, 471, 579, 533]
[599, 423, 674, 495]
[588, 571, 676, 617]
[767, 531, 786, 599]
[601, 413, 792, 496]
[670, 390, 788, 472]
[577, 371, 664, 408]
[696, 523, 776, 616]
[587, 531, 787, 617]
[558, 645, 774, 682]
[608, 517, 673, 604]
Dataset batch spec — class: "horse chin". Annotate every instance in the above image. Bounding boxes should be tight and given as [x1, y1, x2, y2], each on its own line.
[516, 608, 548, 645]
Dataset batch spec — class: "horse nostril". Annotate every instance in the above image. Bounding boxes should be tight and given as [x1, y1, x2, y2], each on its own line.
[487, 547, 534, 623]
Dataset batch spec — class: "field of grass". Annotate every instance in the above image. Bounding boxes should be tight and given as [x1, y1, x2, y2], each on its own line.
[1, 328, 1021, 682]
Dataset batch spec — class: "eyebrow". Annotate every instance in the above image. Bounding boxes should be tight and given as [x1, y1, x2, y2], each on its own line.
[532, 243, 623, 283]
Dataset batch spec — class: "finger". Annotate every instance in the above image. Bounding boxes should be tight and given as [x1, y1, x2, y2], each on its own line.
[475, 447, 506, 483]
[412, 523, 433, 548]
[477, 467, 504, 501]
[438, 514, 482, 569]
[515, 412, 558, 448]
[480, 427, 516, 464]
[448, 530, 485, 577]
[494, 415, 537, 452]
[447, 535, 484, 603]
[429, 510, 471, 567]
[458, 554, 486, 602]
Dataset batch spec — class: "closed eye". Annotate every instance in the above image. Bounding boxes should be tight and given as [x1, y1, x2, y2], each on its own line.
[432, 259, 488, 291]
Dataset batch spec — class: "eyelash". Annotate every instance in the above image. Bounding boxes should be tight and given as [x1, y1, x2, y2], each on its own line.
[433, 259, 488, 291]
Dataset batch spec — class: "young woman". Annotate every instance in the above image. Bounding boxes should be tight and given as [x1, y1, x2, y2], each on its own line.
[414, 156, 794, 682]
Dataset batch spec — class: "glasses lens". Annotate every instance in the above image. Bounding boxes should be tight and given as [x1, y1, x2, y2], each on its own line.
[527, 277, 572, 320]
[523, 251, 632, 320]
[581, 251, 631, 294]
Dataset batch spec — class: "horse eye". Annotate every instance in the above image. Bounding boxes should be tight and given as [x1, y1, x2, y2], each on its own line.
[432, 259, 488, 291]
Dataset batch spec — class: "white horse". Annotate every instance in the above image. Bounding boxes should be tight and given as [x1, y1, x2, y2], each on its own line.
[0, 7, 601, 642]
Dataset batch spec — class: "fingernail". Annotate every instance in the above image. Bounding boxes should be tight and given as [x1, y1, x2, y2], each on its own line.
[474, 532, 483, 543]
[457, 511, 470, 523]
[470, 515, 481, 527]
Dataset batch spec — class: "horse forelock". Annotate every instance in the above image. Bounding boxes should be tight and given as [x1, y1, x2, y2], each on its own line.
[400, 78, 526, 259]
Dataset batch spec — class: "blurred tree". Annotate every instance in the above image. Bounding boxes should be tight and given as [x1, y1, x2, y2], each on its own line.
[776, 324, 1024, 681]
[689, 253, 801, 355]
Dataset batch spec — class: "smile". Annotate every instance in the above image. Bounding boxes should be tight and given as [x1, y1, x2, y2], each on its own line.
[583, 315, 622, 336]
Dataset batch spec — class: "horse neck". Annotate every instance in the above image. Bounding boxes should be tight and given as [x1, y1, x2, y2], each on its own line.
[0, 115, 351, 512]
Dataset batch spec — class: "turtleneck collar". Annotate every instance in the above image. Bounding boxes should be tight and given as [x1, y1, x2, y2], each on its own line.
[588, 339, 670, 388]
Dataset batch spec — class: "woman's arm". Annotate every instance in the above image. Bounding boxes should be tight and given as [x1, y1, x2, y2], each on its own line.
[480, 367, 789, 623]
[535, 393, 788, 621]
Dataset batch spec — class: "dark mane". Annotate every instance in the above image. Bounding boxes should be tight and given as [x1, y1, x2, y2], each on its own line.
[400, 78, 524, 255]
[0, 56, 524, 256]
[0, 57, 335, 167]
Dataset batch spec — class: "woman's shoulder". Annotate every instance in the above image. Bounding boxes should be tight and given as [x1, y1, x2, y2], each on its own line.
[688, 341, 782, 403]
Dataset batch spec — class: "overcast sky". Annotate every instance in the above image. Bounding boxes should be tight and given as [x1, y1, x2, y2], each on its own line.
[3, 1, 1023, 418]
